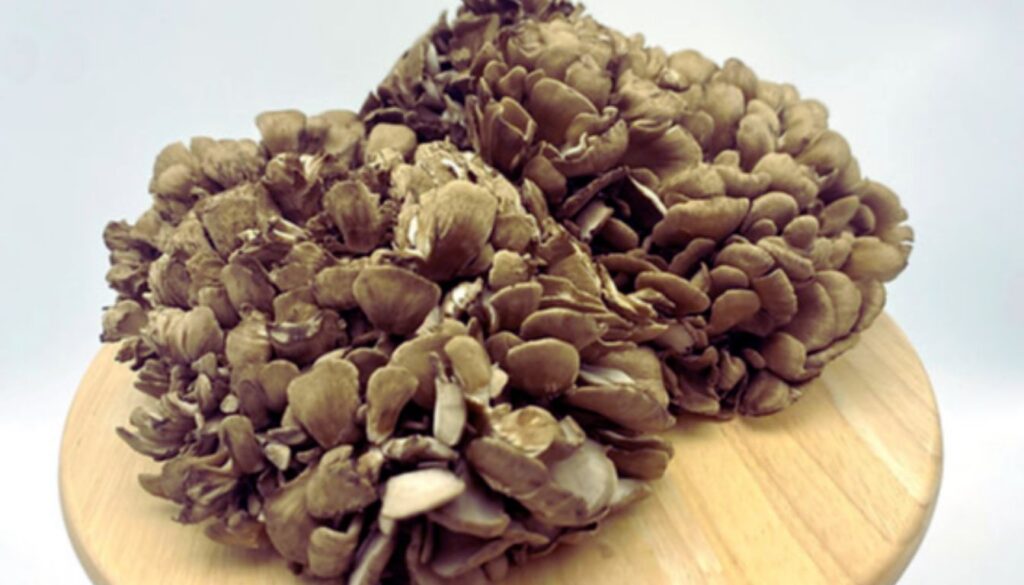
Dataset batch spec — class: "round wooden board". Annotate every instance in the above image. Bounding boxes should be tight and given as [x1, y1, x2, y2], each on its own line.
[60, 314, 941, 585]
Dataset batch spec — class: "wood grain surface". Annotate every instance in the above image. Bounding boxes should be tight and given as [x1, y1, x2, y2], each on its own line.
[60, 313, 942, 585]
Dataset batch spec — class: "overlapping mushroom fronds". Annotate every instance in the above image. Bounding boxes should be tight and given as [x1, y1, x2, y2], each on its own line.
[101, 1, 911, 583]
[364, 0, 912, 416]
[103, 108, 677, 583]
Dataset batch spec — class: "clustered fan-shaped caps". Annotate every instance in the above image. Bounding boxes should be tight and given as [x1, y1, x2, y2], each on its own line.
[363, 0, 911, 417]
[100, 1, 911, 583]
[103, 104, 680, 582]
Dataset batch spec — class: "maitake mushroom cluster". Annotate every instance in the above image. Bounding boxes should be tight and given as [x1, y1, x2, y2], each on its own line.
[100, 0, 911, 583]
[363, 0, 912, 416]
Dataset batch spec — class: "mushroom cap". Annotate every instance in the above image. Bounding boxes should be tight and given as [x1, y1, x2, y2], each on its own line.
[519, 308, 603, 349]
[651, 197, 750, 246]
[380, 435, 459, 463]
[488, 281, 543, 331]
[414, 180, 499, 281]
[304, 446, 380, 519]
[489, 406, 561, 457]
[381, 468, 467, 520]
[312, 263, 363, 311]
[547, 439, 618, 520]
[307, 518, 362, 579]
[285, 359, 362, 448]
[444, 335, 493, 402]
[635, 271, 711, 316]
[391, 325, 468, 406]
[564, 382, 676, 432]
[353, 265, 442, 336]
[505, 339, 580, 397]
[428, 476, 512, 539]
[365, 365, 420, 444]
[264, 471, 318, 564]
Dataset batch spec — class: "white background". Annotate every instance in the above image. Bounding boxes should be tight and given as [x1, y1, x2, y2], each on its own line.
[1, 0, 1021, 583]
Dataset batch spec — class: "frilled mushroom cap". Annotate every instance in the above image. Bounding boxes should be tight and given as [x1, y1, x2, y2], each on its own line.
[102, 1, 912, 583]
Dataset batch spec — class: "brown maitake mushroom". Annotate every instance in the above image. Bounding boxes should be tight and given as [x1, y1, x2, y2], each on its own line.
[364, 0, 911, 417]
[101, 1, 911, 583]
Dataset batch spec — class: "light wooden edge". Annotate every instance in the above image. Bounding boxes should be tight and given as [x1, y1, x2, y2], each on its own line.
[870, 316, 944, 584]
[60, 346, 119, 585]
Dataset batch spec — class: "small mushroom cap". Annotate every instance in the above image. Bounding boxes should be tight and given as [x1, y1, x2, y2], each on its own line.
[381, 468, 467, 520]
[484, 331, 524, 367]
[467, 436, 550, 497]
[257, 359, 300, 413]
[224, 311, 271, 368]
[635, 271, 711, 316]
[715, 242, 776, 278]
[323, 180, 384, 254]
[221, 257, 276, 314]
[488, 281, 543, 331]
[143, 306, 225, 364]
[782, 282, 837, 351]
[380, 435, 459, 463]
[195, 183, 273, 255]
[307, 518, 362, 579]
[365, 123, 417, 160]
[854, 279, 886, 332]
[817, 270, 862, 337]
[429, 477, 512, 539]
[255, 109, 305, 155]
[304, 446, 380, 519]
[593, 428, 674, 456]
[353, 265, 441, 336]
[345, 347, 390, 389]
[739, 370, 798, 416]
[652, 197, 750, 246]
[607, 446, 671, 480]
[752, 268, 799, 322]
[444, 336, 493, 401]
[204, 511, 268, 551]
[580, 346, 669, 405]
[313, 264, 363, 311]
[564, 383, 676, 432]
[488, 250, 531, 290]
[519, 308, 603, 349]
[548, 439, 618, 520]
[219, 415, 265, 474]
[264, 471, 318, 564]
[489, 406, 561, 457]
[286, 359, 362, 448]
[761, 332, 812, 382]
[365, 365, 420, 444]
[709, 265, 750, 296]
[505, 339, 580, 397]
[391, 325, 468, 406]
[707, 288, 763, 336]
[759, 236, 814, 281]
[415, 180, 499, 281]
[100, 299, 148, 342]
[267, 309, 343, 366]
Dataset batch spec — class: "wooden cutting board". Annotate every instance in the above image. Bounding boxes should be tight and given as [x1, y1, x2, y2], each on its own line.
[60, 313, 942, 585]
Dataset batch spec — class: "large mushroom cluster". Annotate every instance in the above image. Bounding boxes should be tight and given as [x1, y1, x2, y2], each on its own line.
[363, 0, 912, 416]
[100, 0, 911, 583]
